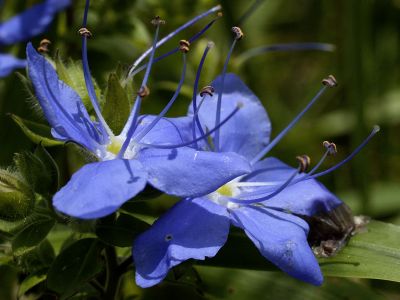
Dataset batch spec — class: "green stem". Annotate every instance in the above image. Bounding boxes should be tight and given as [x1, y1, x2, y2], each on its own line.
[103, 246, 120, 300]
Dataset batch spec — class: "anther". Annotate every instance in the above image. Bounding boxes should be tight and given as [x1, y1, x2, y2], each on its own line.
[137, 85, 150, 98]
[207, 41, 215, 49]
[296, 155, 311, 173]
[200, 85, 215, 97]
[179, 39, 190, 53]
[231, 26, 244, 40]
[323, 141, 337, 156]
[37, 39, 51, 53]
[217, 12, 223, 18]
[322, 75, 338, 88]
[151, 16, 166, 26]
[78, 27, 92, 38]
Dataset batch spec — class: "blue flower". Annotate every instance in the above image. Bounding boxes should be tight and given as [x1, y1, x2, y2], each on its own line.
[0, 0, 71, 77]
[132, 73, 379, 287]
[25, 4, 249, 219]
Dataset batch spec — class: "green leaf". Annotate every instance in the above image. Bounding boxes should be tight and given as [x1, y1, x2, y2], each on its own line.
[0, 169, 34, 221]
[12, 216, 55, 256]
[200, 221, 400, 283]
[18, 269, 47, 297]
[10, 114, 64, 147]
[13, 145, 59, 195]
[319, 221, 400, 282]
[95, 213, 150, 247]
[55, 54, 102, 113]
[103, 73, 131, 134]
[47, 238, 104, 297]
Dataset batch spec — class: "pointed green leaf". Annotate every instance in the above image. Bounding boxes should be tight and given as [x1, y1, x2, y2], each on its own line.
[12, 216, 55, 256]
[95, 213, 150, 247]
[47, 238, 104, 297]
[103, 73, 131, 134]
[13, 146, 59, 195]
[18, 269, 47, 297]
[10, 114, 64, 147]
[0, 169, 34, 221]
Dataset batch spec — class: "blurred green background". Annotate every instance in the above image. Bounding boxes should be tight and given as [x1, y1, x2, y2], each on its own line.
[1, 0, 399, 299]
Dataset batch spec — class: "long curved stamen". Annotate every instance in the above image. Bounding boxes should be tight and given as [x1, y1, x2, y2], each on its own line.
[128, 17, 220, 79]
[250, 75, 338, 165]
[229, 165, 302, 204]
[305, 125, 380, 180]
[127, 5, 222, 78]
[133, 52, 187, 143]
[80, 0, 113, 141]
[235, 43, 335, 68]
[214, 27, 243, 152]
[191, 42, 214, 149]
[139, 105, 242, 149]
[118, 19, 162, 158]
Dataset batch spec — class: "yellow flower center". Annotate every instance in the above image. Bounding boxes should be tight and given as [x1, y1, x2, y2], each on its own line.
[216, 184, 234, 197]
[106, 137, 123, 155]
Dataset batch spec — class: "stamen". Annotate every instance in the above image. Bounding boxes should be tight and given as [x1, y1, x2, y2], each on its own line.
[37, 39, 51, 53]
[139, 104, 242, 149]
[229, 160, 302, 204]
[80, 0, 113, 142]
[200, 85, 215, 97]
[78, 27, 92, 38]
[151, 16, 166, 26]
[127, 5, 222, 78]
[322, 75, 338, 87]
[137, 85, 150, 98]
[127, 17, 220, 79]
[118, 19, 162, 157]
[191, 43, 214, 149]
[133, 52, 187, 143]
[250, 75, 337, 164]
[323, 140, 337, 156]
[306, 126, 380, 180]
[231, 26, 244, 40]
[214, 27, 243, 151]
[296, 155, 311, 173]
[179, 40, 190, 53]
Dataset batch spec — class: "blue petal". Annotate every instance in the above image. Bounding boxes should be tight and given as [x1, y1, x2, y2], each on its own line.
[0, 0, 70, 46]
[0, 53, 26, 77]
[53, 159, 147, 219]
[188, 73, 271, 160]
[231, 206, 323, 285]
[26, 43, 102, 151]
[242, 157, 342, 216]
[133, 197, 230, 288]
[132, 115, 192, 145]
[137, 147, 251, 197]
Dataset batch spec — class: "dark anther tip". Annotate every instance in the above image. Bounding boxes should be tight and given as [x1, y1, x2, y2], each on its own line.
[37, 39, 51, 53]
[296, 155, 311, 173]
[78, 27, 92, 38]
[151, 16, 166, 26]
[323, 141, 337, 156]
[322, 75, 338, 88]
[231, 26, 244, 40]
[200, 85, 215, 97]
[179, 39, 190, 53]
[137, 85, 150, 98]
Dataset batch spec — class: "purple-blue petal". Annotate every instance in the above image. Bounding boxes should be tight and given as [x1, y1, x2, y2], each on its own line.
[133, 197, 230, 288]
[133, 115, 192, 145]
[137, 147, 251, 197]
[242, 157, 342, 216]
[53, 159, 147, 219]
[26, 43, 102, 151]
[231, 206, 323, 285]
[0, 53, 26, 77]
[188, 73, 271, 160]
[0, 0, 71, 46]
